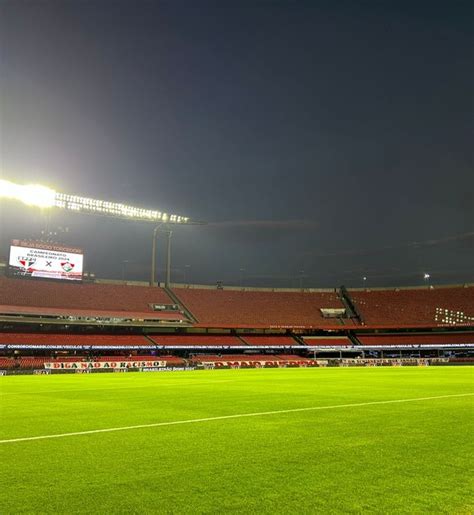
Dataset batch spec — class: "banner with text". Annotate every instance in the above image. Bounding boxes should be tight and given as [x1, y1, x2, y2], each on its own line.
[44, 360, 167, 369]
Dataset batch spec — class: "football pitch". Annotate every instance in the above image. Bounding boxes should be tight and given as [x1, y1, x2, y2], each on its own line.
[1, 367, 473, 514]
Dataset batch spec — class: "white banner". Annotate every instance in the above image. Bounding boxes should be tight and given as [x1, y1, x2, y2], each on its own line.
[44, 360, 166, 369]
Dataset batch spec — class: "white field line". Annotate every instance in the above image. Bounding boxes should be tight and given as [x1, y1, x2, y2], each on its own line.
[1, 393, 472, 445]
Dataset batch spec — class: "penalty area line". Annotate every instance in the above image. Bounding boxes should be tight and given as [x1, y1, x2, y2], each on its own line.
[1, 392, 473, 444]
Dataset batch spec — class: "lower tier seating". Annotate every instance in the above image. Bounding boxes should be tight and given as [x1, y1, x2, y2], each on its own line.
[302, 336, 351, 346]
[149, 335, 243, 346]
[241, 336, 297, 346]
[358, 333, 474, 345]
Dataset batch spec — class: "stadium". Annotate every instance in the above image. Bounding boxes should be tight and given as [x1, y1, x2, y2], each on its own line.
[1, 180, 473, 513]
[1, 2, 473, 513]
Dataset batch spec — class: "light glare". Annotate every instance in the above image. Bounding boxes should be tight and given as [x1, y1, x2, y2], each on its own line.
[0, 179, 191, 223]
[0, 179, 56, 208]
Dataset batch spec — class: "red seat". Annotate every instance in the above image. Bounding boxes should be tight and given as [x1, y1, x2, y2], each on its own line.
[174, 288, 344, 328]
[350, 286, 474, 327]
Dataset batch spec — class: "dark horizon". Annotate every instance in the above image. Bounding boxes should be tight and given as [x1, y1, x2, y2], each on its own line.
[1, 1, 473, 288]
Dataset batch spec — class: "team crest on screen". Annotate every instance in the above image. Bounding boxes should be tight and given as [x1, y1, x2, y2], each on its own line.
[61, 261, 75, 272]
[18, 257, 36, 268]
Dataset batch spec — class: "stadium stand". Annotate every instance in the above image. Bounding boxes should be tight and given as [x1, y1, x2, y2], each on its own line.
[302, 336, 352, 346]
[241, 336, 298, 346]
[173, 288, 344, 327]
[0, 277, 473, 368]
[190, 354, 313, 363]
[149, 335, 243, 346]
[358, 333, 474, 345]
[349, 286, 474, 327]
[0, 355, 186, 369]
[20, 357, 48, 368]
[0, 333, 152, 346]
[0, 357, 16, 368]
[0, 276, 185, 319]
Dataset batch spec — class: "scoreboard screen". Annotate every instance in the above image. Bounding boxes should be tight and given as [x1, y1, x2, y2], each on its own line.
[8, 240, 84, 281]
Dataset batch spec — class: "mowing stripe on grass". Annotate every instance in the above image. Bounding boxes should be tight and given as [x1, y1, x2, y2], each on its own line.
[1, 393, 472, 444]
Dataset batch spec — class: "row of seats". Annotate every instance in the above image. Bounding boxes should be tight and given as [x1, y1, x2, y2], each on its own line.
[0, 357, 48, 368]
[190, 354, 312, 363]
[173, 288, 343, 327]
[350, 287, 474, 326]
[302, 337, 351, 346]
[0, 276, 173, 315]
[241, 336, 297, 346]
[0, 355, 186, 368]
[0, 333, 152, 346]
[1, 276, 472, 328]
[358, 333, 474, 345]
[1, 332, 472, 347]
[149, 335, 244, 346]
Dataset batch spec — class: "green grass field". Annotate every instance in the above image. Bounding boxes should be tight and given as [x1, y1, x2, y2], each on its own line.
[1, 367, 473, 514]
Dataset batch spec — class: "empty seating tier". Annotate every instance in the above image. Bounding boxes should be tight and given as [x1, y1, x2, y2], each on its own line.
[0, 333, 152, 346]
[0, 276, 177, 317]
[191, 354, 313, 363]
[358, 333, 474, 345]
[173, 288, 344, 328]
[241, 336, 298, 346]
[302, 337, 351, 346]
[349, 287, 474, 327]
[148, 335, 243, 346]
[0, 355, 186, 369]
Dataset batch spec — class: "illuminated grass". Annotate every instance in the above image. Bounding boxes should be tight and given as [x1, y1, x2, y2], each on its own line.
[1, 367, 473, 513]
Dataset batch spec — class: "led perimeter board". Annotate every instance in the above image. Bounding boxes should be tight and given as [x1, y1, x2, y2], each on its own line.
[8, 240, 84, 281]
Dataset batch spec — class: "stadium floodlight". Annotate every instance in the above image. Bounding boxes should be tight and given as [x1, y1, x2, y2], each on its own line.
[0, 179, 201, 224]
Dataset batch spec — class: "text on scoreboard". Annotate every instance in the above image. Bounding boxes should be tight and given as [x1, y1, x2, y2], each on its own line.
[9, 240, 84, 281]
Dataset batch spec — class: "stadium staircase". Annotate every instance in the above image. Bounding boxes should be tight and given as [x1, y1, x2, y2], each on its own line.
[144, 334, 159, 345]
[165, 287, 198, 324]
[237, 335, 250, 345]
[292, 334, 308, 346]
[338, 286, 364, 325]
[347, 332, 362, 346]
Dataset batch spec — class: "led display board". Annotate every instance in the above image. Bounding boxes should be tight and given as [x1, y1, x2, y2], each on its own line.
[9, 240, 83, 281]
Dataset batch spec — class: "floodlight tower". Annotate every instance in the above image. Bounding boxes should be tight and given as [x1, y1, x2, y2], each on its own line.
[0, 179, 205, 287]
[150, 224, 173, 288]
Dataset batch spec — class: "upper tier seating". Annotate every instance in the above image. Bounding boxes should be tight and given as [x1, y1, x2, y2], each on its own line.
[0, 276, 178, 318]
[174, 288, 343, 327]
[0, 333, 152, 346]
[358, 333, 474, 345]
[350, 287, 474, 327]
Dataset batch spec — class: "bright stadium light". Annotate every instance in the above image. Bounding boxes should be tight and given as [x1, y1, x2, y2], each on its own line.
[0, 179, 197, 224]
[0, 180, 56, 208]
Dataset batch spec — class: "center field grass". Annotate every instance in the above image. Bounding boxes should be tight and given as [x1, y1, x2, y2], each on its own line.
[1, 367, 473, 514]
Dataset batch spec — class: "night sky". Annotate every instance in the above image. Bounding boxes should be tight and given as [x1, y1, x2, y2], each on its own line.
[1, 1, 473, 288]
